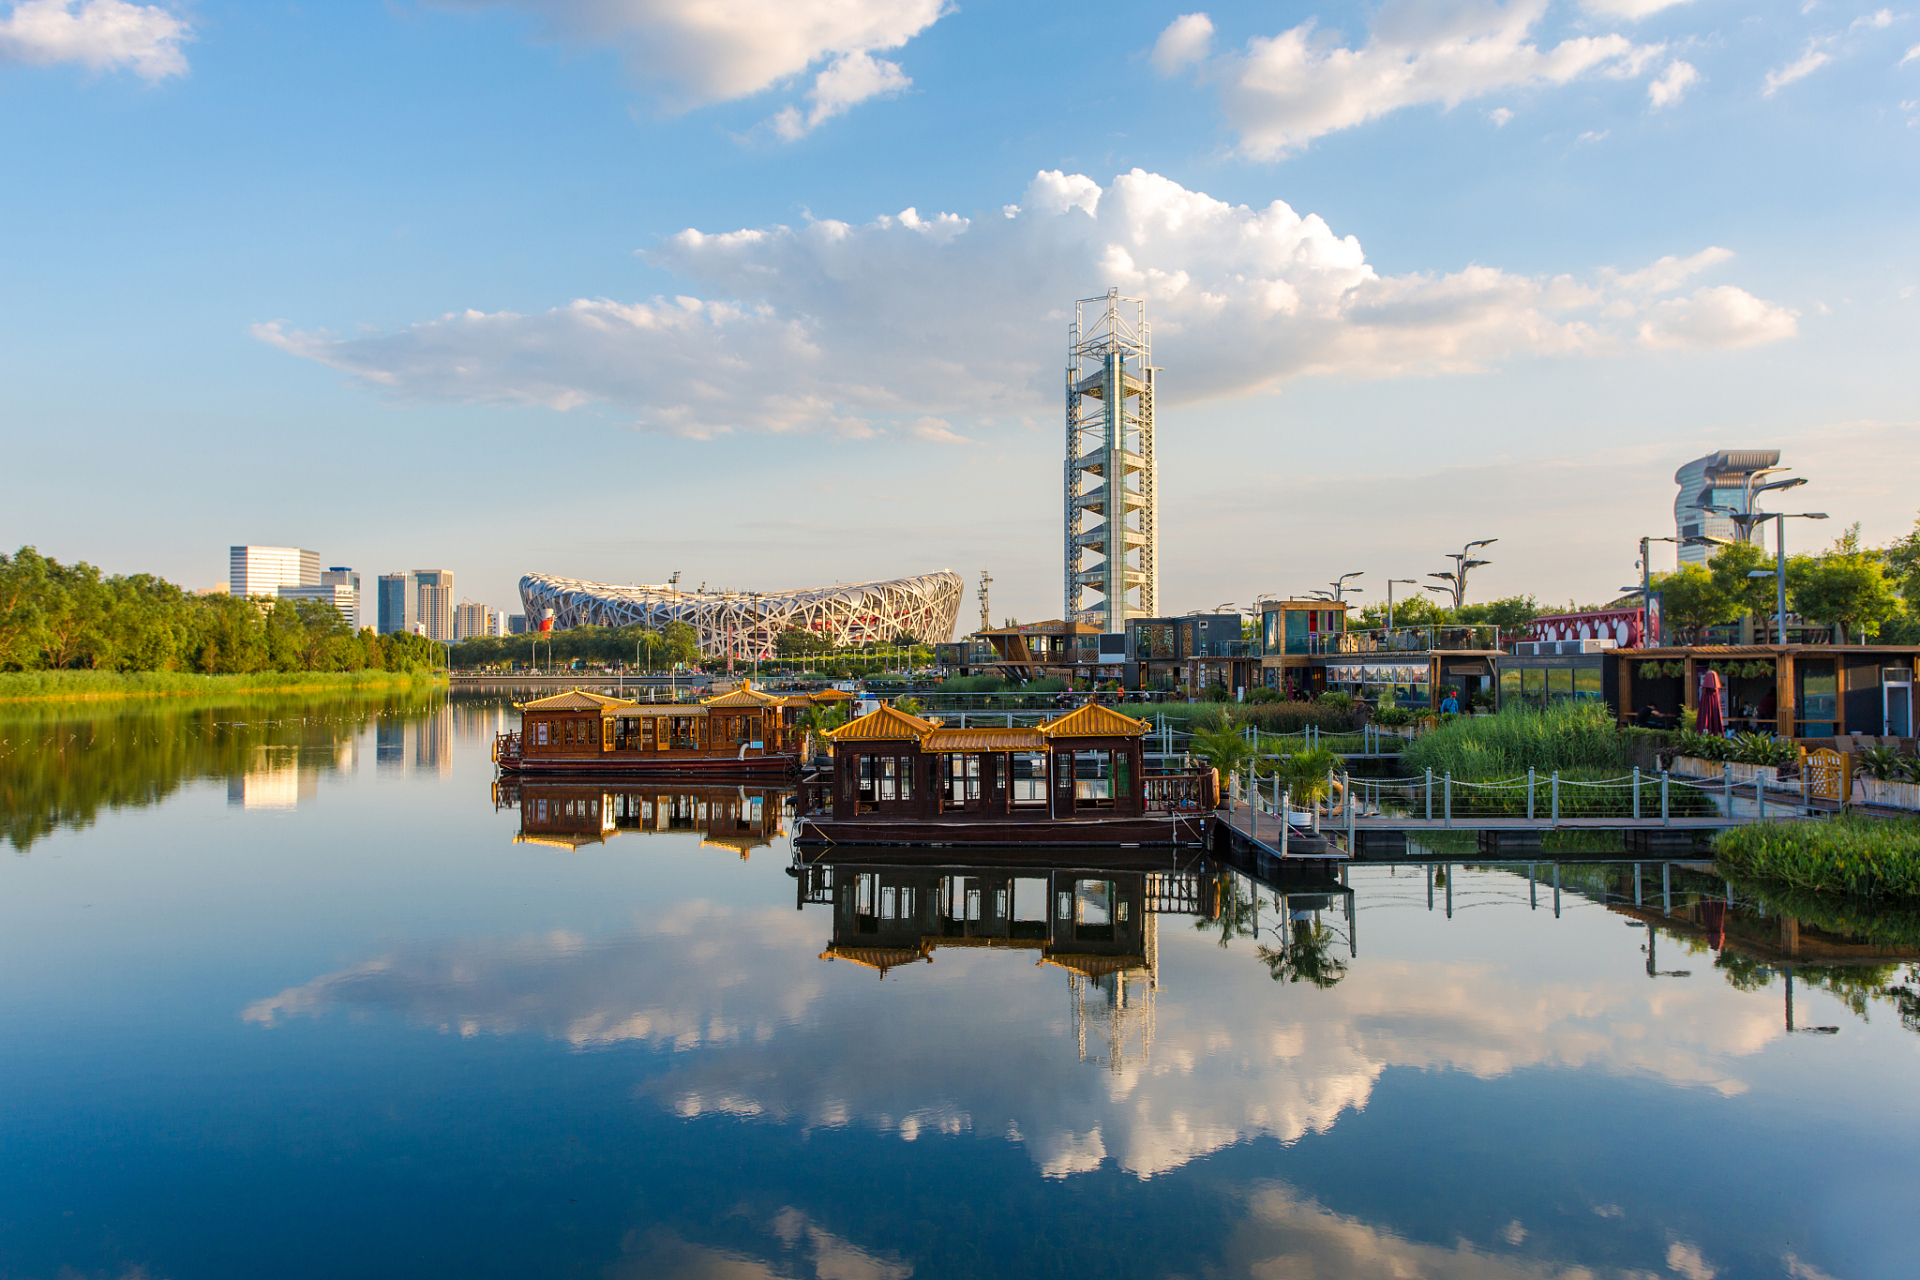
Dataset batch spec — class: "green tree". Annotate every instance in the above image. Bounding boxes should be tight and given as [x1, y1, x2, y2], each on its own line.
[1707, 541, 1774, 622]
[662, 620, 700, 666]
[1454, 595, 1541, 628]
[776, 626, 831, 659]
[1652, 563, 1734, 643]
[0, 547, 51, 669]
[1793, 529, 1901, 641]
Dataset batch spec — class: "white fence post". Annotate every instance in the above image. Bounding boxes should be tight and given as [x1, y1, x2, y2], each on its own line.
[1551, 771, 1560, 827]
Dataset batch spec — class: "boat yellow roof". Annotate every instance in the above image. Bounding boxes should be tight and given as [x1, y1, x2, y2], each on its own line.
[701, 682, 783, 709]
[1039, 702, 1151, 739]
[825, 704, 943, 741]
[921, 726, 1047, 752]
[514, 688, 638, 712]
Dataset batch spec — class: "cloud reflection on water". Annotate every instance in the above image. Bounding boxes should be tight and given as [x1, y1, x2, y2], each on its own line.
[243, 878, 1786, 1185]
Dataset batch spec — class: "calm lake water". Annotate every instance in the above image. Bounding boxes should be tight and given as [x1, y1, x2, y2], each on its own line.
[2, 692, 1916, 1279]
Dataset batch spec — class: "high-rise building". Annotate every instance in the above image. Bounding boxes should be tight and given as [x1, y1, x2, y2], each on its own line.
[415, 570, 454, 642]
[1673, 450, 1783, 563]
[507, 614, 528, 635]
[377, 572, 418, 635]
[1065, 290, 1157, 632]
[230, 545, 318, 598]
[321, 567, 361, 628]
[453, 600, 501, 640]
[279, 582, 360, 627]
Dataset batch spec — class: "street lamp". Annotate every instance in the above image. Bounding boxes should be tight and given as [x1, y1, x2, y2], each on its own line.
[1427, 539, 1496, 610]
[1329, 573, 1363, 602]
[1744, 512, 1829, 644]
[1636, 533, 1732, 644]
[1385, 579, 1418, 631]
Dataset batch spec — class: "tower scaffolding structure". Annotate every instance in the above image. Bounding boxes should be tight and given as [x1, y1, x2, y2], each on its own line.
[1065, 289, 1157, 632]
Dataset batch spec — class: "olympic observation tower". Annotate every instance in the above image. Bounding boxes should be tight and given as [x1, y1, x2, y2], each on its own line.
[1065, 290, 1157, 633]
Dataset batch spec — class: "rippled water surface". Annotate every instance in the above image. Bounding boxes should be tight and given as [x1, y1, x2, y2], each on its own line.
[2, 693, 1916, 1279]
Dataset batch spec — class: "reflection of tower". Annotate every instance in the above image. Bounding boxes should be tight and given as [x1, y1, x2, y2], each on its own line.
[1065, 289, 1157, 631]
[1067, 913, 1157, 1072]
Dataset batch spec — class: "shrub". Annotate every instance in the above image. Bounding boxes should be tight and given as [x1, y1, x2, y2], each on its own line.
[1715, 815, 1920, 900]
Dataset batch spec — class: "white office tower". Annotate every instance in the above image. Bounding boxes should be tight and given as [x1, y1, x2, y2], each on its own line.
[1065, 290, 1157, 632]
[230, 546, 319, 599]
[414, 570, 455, 642]
[453, 600, 501, 640]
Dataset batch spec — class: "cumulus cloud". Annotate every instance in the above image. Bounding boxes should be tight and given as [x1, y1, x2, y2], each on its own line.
[1581, 0, 1694, 16]
[435, 0, 944, 130]
[1648, 58, 1700, 108]
[261, 169, 1794, 439]
[1488, 105, 1514, 124]
[1158, 0, 1667, 157]
[1765, 41, 1833, 93]
[0, 0, 189, 80]
[1150, 11, 1214, 76]
[1639, 284, 1799, 348]
[769, 48, 910, 138]
[1904, 42, 1920, 66]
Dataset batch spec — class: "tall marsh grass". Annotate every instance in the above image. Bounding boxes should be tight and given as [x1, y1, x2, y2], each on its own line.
[1401, 703, 1625, 779]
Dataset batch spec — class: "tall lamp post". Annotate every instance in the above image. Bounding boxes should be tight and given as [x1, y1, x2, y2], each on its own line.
[1328, 573, 1363, 602]
[1633, 534, 1731, 645]
[1425, 539, 1497, 610]
[1385, 579, 1418, 631]
[1744, 512, 1829, 644]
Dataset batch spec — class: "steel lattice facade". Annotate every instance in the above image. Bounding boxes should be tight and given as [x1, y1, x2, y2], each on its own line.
[518, 571, 964, 660]
[1065, 289, 1157, 632]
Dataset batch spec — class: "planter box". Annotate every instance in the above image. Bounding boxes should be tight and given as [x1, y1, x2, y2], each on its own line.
[1860, 777, 1920, 811]
[1671, 755, 1723, 780]
[1725, 760, 1785, 789]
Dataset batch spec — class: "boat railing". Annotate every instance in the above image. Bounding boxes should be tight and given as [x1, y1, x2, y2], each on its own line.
[1144, 770, 1218, 813]
[493, 730, 522, 762]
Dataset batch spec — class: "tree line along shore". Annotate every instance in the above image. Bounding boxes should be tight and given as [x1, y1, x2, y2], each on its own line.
[1, 547, 446, 701]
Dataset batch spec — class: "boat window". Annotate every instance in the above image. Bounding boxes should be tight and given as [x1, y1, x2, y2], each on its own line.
[879, 756, 897, 802]
[1010, 753, 1047, 806]
[947, 754, 981, 804]
[857, 755, 876, 804]
[1073, 751, 1114, 808]
[533, 721, 549, 746]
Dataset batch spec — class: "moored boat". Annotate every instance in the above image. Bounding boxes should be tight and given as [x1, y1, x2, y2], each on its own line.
[795, 701, 1217, 847]
[493, 683, 846, 777]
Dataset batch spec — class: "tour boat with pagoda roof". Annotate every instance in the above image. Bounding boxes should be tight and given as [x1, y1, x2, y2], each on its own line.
[493, 682, 849, 777]
[796, 700, 1217, 847]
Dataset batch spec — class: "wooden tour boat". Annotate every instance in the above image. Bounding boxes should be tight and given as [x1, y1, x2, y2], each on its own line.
[796, 701, 1217, 847]
[494, 683, 849, 777]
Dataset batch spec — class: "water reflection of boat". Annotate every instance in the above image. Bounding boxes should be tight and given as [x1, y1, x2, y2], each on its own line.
[496, 780, 789, 856]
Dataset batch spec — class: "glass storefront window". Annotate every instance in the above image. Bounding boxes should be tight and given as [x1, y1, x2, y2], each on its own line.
[1798, 661, 1837, 736]
[1574, 665, 1603, 702]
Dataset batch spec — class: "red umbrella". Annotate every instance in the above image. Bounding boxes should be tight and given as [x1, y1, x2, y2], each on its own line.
[1697, 668, 1725, 736]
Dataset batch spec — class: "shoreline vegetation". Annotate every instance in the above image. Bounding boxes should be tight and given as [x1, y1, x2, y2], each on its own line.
[0, 669, 448, 705]
[1714, 816, 1920, 902]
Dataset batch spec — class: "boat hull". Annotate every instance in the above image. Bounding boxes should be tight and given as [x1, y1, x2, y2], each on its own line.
[498, 753, 798, 779]
[795, 813, 1211, 848]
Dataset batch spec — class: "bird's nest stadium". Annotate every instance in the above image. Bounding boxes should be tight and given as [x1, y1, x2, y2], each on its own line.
[518, 572, 964, 660]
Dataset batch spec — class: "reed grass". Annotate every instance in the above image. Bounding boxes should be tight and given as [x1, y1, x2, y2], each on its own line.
[0, 670, 446, 704]
[1401, 703, 1625, 779]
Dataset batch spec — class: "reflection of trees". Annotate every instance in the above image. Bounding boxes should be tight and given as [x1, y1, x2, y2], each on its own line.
[1256, 921, 1348, 989]
[1196, 871, 1350, 988]
[0, 691, 446, 850]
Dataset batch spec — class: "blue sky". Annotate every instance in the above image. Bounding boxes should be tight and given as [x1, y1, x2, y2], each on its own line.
[2, 0, 1916, 624]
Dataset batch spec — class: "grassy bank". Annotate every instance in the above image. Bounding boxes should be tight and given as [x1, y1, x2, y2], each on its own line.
[1714, 815, 1920, 900]
[0, 669, 447, 705]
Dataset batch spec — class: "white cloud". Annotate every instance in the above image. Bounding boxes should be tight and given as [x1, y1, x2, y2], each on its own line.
[769, 49, 910, 139]
[1851, 8, 1894, 31]
[1648, 58, 1700, 108]
[909, 416, 970, 444]
[1577, 127, 1610, 141]
[435, 0, 945, 130]
[1603, 245, 1732, 293]
[1639, 284, 1799, 348]
[0, 0, 189, 80]
[1904, 42, 1920, 65]
[1581, 0, 1694, 17]
[1169, 0, 1667, 158]
[1765, 41, 1833, 93]
[1488, 105, 1514, 125]
[1150, 12, 1214, 76]
[262, 169, 1795, 439]
[1666, 1241, 1719, 1280]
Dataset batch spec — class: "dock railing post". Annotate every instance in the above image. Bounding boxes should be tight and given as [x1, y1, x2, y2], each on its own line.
[1444, 771, 1452, 829]
[1551, 771, 1560, 827]
[1528, 768, 1536, 822]
[1633, 766, 1641, 820]
[1345, 771, 1354, 844]
[1280, 789, 1289, 856]
[1426, 768, 1434, 821]
[1661, 770, 1670, 827]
